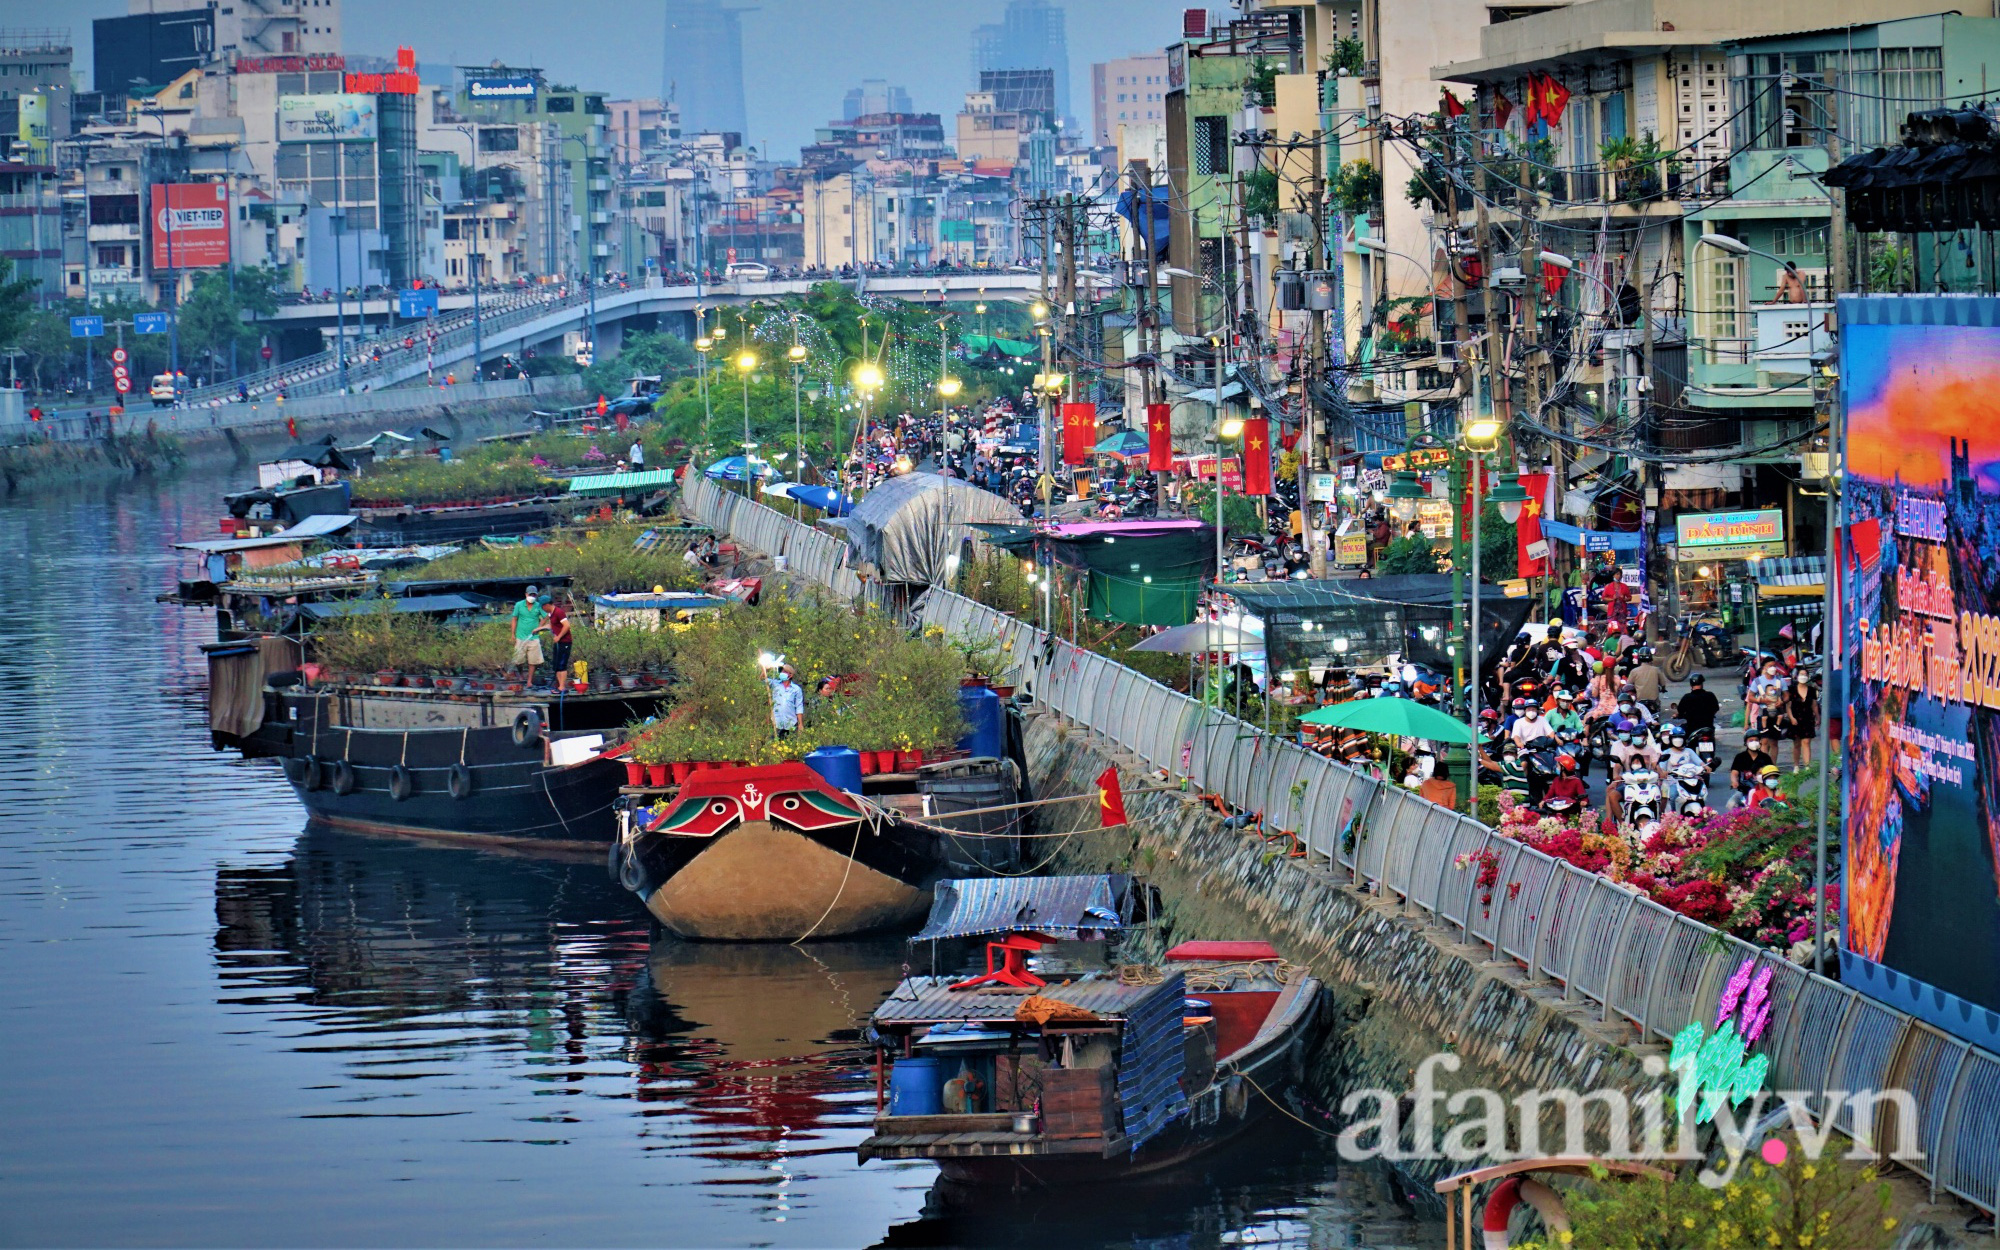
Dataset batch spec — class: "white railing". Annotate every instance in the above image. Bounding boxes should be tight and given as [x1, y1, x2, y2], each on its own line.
[675, 469, 2000, 1217]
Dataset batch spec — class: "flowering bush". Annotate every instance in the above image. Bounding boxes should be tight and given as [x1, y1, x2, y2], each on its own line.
[1481, 767, 1842, 958]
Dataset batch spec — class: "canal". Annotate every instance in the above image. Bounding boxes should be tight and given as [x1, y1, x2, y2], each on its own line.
[0, 461, 1434, 1248]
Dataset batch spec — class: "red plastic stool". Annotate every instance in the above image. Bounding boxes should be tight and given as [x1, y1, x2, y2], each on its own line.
[948, 933, 1050, 991]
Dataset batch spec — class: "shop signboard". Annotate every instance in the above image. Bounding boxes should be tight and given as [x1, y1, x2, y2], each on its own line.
[1334, 533, 1367, 566]
[466, 76, 537, 100]
[1839, 293, 2000, 1051]
[1309, 471, 1338, 502]
[1674, 508, 1786, 560]
[278, 93, 378, 143]
[1185, 455, 1242, 491]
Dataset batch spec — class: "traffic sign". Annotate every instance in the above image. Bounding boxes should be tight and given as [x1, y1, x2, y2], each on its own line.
[260, 344, 273, 361]
[111, 347, 128, 365]
[115, 376, 131, 394]
[112, 364, 129, 381]
[69, 315, 104, 338]
[396, 287, 439, 318]
[134, 312, 173, 335]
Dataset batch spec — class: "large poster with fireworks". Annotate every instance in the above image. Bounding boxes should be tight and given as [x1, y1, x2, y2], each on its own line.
[1840, 295, 2000, 1050]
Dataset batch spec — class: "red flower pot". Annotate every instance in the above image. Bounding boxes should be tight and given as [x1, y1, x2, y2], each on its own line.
[858, 751, 879, 776]
[646, 763, 670, 787]
[624, 761, 645, 787]
[897, 750, 923, 773]
[671, 761, 693, 784]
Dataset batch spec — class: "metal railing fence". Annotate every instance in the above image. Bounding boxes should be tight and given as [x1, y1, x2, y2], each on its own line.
[676, 470, 2000, 1215]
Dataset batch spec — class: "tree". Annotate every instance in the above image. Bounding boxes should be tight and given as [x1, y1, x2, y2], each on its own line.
[581, 330, 695, 399]
[0, 258, 40, 353]
[1378, 535, 1440, 575]
[176, 265, 282, 380]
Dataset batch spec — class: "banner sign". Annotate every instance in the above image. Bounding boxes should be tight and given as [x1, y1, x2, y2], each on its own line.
[1839, 294, 2000, 1051]
[1335, 532, 1368, 566]
[278, 93, 378, 143]
[1675, 509, 1786, 560]
[1516, 471, 1551, 577]
[236, 54, 345, 73]
[1061, 403, 1095, 466]
[1184, 456, 1243, 491]
[150, 184, 230, 269]
[1145, 402, 1172, 472]
[1380, 445, 1453, 472]
[466, 76, 537, 100]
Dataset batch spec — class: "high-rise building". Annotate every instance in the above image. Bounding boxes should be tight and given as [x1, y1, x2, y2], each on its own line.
[971, 0, 1071, 128]
[662, 0, 746, 139]
[1090, 53, 1167, 148]
[842, 79, 913, 121]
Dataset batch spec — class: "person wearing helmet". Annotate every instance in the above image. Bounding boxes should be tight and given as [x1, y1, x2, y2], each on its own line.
[1746, 763, 1785, 810]
[1511, 697, 1553, 747]
[1541, 752, 1589, 813]
[1499, 741, 1532, 802]
[1661, 727, 1704, 777]
[1547, 689, 1585, 740]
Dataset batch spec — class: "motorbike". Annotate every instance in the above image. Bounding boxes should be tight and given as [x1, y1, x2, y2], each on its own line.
[1669, 760, 1711, 817]
[1689, 724, 1719, 771]
[1540, 786, 1583, 819]
[1522, 735, 1562, 807]
[1621, 766, 1663, 831]
[1587, 718, 1615, 780]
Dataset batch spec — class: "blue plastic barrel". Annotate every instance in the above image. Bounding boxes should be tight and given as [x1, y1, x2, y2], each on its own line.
[804, 746, 863, 794]
[956, 686, 1004, 759]
[888, 1055, 943, 1116]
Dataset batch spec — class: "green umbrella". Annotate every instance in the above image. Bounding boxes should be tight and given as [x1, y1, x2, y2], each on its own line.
[1298, 696, 1473, 744]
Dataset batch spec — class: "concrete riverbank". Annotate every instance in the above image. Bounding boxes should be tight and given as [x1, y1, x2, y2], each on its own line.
[0, 375, 582, 492]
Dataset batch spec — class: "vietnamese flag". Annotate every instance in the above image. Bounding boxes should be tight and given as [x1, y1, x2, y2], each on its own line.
[1516, 470, 1551, 577]
[1096, 766, 1128, 827]
[1493, 88, 1515, 129]
[1534, 72, 1572, 127]
[1062, 402, 1095, 465]
[1442, 89, 1466, 119]
[1146, 402, 1172, 471]
[1241, 416, 1273, 495]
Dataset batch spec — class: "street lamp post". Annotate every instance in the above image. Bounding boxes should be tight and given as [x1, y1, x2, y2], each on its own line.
[331, 208, 347, 394]
[448, 125, 485, 376]
[787, 331, 807, 476]
[735, 343, 758, 465]
[693, 328, 713, 454]
[935, 314, 960, 474]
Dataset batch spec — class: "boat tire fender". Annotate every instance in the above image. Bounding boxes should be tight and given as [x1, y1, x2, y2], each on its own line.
[329, 760, 356, 795]
[512, 709, 543, 748]
[302, 758, 324, 792]
[388, 765, 414, 801]
[1222, 1074, 1249, 1120]
[618, 842, 646, 893]
[448, 763, 473, 800]
[1483, 1177, 1568, 1248]
[283, 757, 309, 787]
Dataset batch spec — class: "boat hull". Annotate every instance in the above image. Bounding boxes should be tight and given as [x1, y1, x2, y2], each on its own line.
[633, 818, 934, 940]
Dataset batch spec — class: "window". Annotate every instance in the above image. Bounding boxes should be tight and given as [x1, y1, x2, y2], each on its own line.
[95, 244, 126, 266]
[1772, 225, 1827, 255]
[1194, 114, 1227, 175]
[1694, 252, 1744, 350]
[585, 95, 606, 114]
[546, 95, 576, 113]
[89, 195, 138, 225]
[478, 126, 518, 153]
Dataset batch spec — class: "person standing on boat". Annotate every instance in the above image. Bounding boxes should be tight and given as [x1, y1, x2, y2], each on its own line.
[511, 585, 549, 687]
[629, 438, 645, 470]
[547, 592, 574, 692]
[768, 665, 804, 739]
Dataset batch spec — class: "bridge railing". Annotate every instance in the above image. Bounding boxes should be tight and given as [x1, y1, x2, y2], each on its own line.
[676, 468, 2000, 1217]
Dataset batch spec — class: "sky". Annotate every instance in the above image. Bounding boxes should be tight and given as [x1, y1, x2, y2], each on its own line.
[30, 0, 1175, 158]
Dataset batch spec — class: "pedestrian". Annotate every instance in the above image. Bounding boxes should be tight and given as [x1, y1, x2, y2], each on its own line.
[510, 584, 549, 687]
[547, 592, 574, 692]
[768, 664, 804, 738]
[1747, 660, 1786, 734]
[629, 438, 645, 470]
[1773, 672, 1820, 769]
[1418, 758, 1459, 810]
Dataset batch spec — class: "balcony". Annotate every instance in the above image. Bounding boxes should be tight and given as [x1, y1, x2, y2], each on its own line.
[88, 223, 141, 242]
[1685, 302, 1831, 411]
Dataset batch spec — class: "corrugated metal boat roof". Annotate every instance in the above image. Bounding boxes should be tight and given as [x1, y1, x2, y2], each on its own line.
[872, 973, 1174, 1025]
[913, 875, 1129, 941]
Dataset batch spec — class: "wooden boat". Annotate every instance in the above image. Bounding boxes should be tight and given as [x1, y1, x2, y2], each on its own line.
[206, 638, 667, 848]
[612, 758, 1021, 941]
[856, 876, 1320, 1186]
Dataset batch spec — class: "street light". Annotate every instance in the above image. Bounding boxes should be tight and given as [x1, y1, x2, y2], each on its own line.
[1458, 419, 1509, 817]
[1488, 472, 1529, 524]
[1386, 469, 1425, 521]
[735, 347, 758, 467]
[937, 376, 963, 396]
[693, 333, 714, 454]
[787, 338, 807, 474]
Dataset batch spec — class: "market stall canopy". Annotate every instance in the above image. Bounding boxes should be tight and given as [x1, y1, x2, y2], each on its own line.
[569, 468, 678, 496]
[1129, 619, 1263, 653]
[959, 332, 1038, 360]
[1299, 696, 1473, 744]
[1226, 575, 1531, 674]
[913, 874, 1133, 941]
[966, 522, 1038, 554]
[174, 512, 357, 553]
[269, 441, 359, 472]
[1092, 430, 1150, 459]
[832, 471, 1022, 585]
[762, 482, 854, 516]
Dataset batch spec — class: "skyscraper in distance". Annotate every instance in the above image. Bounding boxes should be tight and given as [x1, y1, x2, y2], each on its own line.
[972, 0, 1071, 129]
[663, 0, 747, 140]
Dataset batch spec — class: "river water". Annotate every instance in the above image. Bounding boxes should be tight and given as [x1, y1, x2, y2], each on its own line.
[0, 460, 1436, 1249]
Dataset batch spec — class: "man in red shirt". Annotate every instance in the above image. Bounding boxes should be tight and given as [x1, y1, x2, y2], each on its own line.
[547, 593, 574, 691]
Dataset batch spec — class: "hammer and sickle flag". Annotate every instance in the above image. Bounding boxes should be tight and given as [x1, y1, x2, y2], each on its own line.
[1097, 766, 1128, 828]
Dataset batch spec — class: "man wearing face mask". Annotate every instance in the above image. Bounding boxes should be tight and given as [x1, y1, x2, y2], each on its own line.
[1511, 698, 1554, 747]
[510, 585, 549, 688]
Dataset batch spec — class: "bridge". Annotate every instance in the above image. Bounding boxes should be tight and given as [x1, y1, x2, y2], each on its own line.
[184, 271, 1043, 407]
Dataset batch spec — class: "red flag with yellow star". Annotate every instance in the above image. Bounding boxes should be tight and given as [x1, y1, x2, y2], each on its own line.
[1516, 470, 1551, 577]
[1241, 416, 1273, 495]
[1146, 402, 1172, 471]
[1096, 766, 1127, 828]
[1062, 402, 1095, 465]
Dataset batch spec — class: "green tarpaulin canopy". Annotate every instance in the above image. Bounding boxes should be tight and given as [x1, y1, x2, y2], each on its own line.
[960, 333, 1038, 359]
[1298, 696, 1473, 744]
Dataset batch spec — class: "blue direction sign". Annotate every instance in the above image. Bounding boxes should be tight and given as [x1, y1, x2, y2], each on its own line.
[134, 312, 173, 334]
[69, 315, 105, 338]
[397, 287, 439, 318]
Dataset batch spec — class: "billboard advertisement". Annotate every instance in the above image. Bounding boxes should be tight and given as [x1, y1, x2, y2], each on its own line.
[1840, 294, 2000, 1051]
[278, 93, 378, 143]
[466, 76, 536, 100]
[1675, 508, 1787, 560]
[150, 183, 230, 270]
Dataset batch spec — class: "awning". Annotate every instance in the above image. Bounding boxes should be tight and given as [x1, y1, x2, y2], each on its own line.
[569, 468, 678, 495]
[298, 593, 491, 620]
[175, 513, 356, 553]
[913, 875, 1132, 941]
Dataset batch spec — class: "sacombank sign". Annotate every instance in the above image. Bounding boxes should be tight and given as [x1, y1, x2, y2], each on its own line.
[466, 76, 536, 100]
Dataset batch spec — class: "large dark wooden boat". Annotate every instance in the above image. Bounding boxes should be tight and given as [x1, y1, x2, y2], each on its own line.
[611, 757, 1022, 941]
[857, 876, 1321, 1186]
[206, 637, 666, 848]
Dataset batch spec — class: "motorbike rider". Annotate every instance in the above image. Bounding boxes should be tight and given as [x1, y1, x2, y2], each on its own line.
[1745, 763, 1785, 809]
[1540, 753, 1589, 815]
[1675, 672, 1720, 737]
[1498, 742, 1533, 804]
[1730, 732, 1778, 799]
[1547, 689, 1586, 741]
[1476, 709, 1507, 783]
[1661, 727, 1707, 777]
[1510, 697, 1555, 748]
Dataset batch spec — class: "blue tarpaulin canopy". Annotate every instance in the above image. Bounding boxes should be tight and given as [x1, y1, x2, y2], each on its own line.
[1115, 186, 1170, 259]
[913, 874, 1132, 941]
[705, 455, 777, 482]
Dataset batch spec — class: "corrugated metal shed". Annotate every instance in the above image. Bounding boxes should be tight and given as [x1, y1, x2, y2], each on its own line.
[913, 875, 1129, 941]
[872, 973, 1171, 1025]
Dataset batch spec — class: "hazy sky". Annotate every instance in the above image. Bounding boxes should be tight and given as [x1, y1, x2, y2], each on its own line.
[32, 0, 1175, 157]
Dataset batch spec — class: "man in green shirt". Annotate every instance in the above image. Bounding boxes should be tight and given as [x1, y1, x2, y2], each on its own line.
[511, 585, 549, 687]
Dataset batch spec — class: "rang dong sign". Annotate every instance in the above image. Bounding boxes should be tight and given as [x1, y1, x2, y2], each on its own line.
[278, 93, 378, 143]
